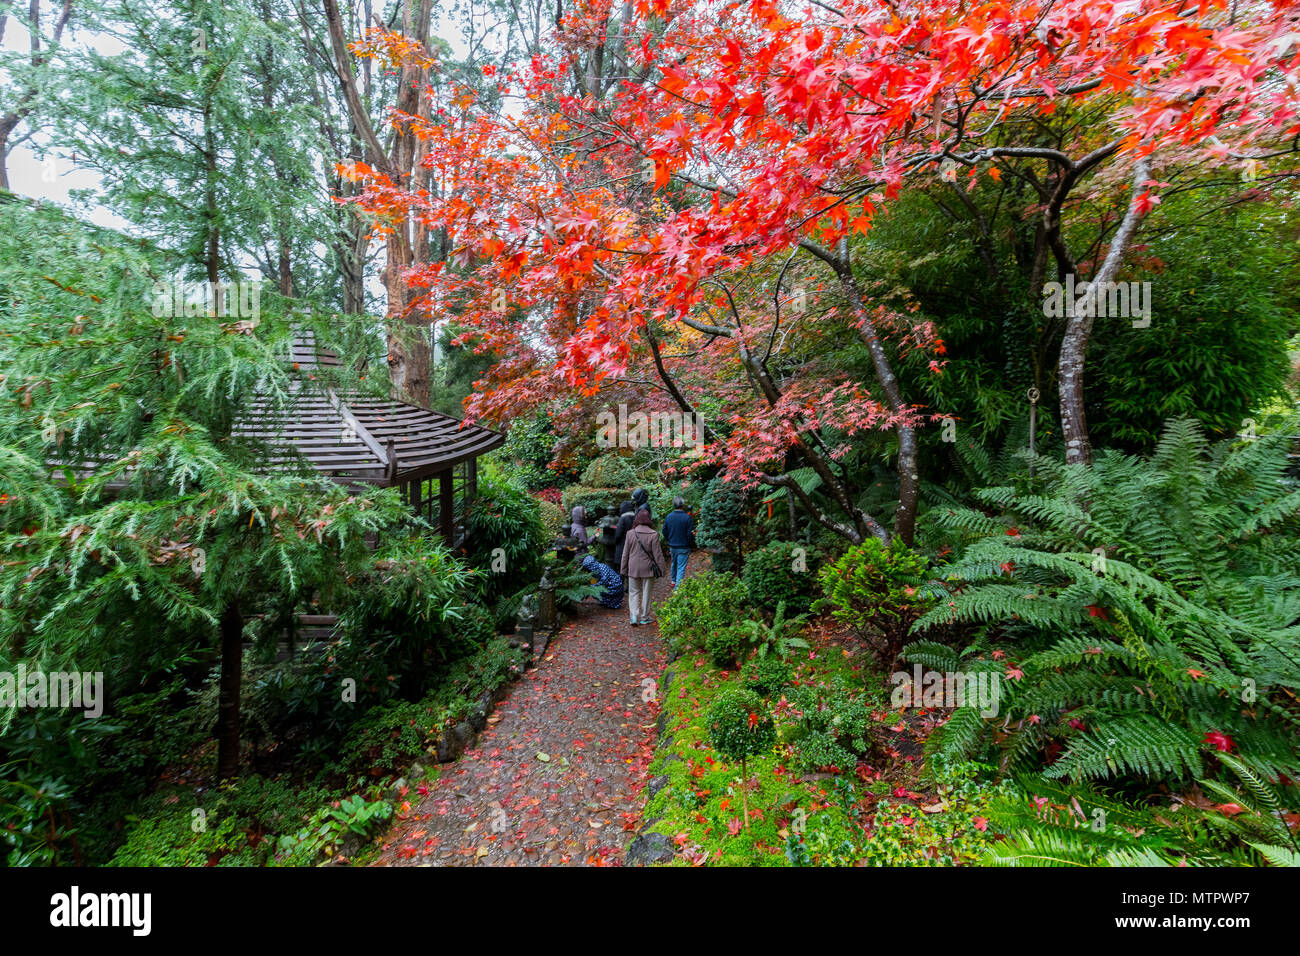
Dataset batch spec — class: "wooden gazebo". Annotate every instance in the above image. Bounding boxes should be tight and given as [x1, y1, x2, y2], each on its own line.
[234, 330, 504, 546]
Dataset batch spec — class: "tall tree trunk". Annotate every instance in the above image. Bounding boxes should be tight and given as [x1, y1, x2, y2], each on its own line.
[836, 248, 919, 545]
[1058, 157, 1150, 465]
[216, 600, 244, 779]
[322, 0, 434, 405]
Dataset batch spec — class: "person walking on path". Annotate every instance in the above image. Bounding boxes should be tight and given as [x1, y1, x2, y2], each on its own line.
[612, 498, 636, 578]
[620, 510, 662, 626]
[661, 497, 694, 590]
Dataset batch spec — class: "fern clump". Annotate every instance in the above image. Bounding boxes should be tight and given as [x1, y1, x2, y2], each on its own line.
[908, 420, 1300, 863]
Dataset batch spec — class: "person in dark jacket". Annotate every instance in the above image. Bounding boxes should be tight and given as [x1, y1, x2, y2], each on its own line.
[611, 499, 636, 575]
[631, 487, 651, 520]
[620, 510, 662, 625]
[661, 497, 694, 589]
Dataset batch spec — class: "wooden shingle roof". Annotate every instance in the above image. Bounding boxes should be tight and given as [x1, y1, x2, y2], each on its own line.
[232, 330, 504, 486]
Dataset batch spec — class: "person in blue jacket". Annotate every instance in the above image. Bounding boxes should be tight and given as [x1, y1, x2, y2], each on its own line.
[661, 497, 695, 589]
[580, 554, 623, 609]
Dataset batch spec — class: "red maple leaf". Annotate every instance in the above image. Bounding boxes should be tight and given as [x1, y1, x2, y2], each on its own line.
[1203, 731, 1235, 753]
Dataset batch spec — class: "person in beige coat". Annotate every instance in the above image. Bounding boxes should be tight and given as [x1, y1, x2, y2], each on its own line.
[619, 510, 662, 626]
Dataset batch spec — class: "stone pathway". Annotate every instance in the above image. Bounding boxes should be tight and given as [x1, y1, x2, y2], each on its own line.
[373, 558, 687, 866]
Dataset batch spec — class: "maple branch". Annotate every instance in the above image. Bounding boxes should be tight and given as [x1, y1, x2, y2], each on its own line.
[970, 77, 1104, 101]
[643, 322, 719, 445]
[765, 248, 800, 365]
[758, 472, 878, 544]
[679, 314, 733, 338]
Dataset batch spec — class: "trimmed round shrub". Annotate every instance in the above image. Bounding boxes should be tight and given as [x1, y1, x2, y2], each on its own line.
[579, 454, 643, 489]
[816, 539, 933, 666]
[705, 623, 748, 669]
[708, 689, 776, 764]
[741, 653, 792, 697]
[742, 540, 821, 615]
[707, 688, 776, 829]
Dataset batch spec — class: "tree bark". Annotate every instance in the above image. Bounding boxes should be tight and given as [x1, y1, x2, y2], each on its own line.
[1058, 157, 1150, 465]
[216, 600, 244, 780]
[322, 0, 434, 405]
[835, 250, 919, 545]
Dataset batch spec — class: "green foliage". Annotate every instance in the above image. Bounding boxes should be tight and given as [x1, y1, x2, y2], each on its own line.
[107, 775, 332, 867]
[109, 807, 252, 867]
[742, 540, 820, 615]
[337, 699, 437, 779]
[783, 679, 875, 772]
[913, 420, 1300, 808]
[328, 537, 481, 698]
[1087, 210, 1296, 452]
[972, 764, 1299, 868]
[705, 624, 749, 668]
[462, 471, 547, 603]
[707, 689, 776, 763]
[732, 601, 810, 660]
[740, 654, 793, 697]
[696, 476, 749, 551]
[817, 538, 934, 665]
[538, 499, 565, 536]
[657, 571, 748, 655]
[498, 409, 577, 490]
[786, 761, 1006, 867]
[273, 794, 393, 866]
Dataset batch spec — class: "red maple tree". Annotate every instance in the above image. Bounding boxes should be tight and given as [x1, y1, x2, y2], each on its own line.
[342, 0, 1300, 542]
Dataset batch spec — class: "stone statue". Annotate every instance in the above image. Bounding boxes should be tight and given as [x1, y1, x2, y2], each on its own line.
[516, 592, 538, 630]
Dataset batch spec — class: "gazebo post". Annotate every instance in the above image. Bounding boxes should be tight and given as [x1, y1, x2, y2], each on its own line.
[439, 469, 454, 545]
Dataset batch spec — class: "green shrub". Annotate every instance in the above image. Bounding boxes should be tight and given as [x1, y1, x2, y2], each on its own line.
[337, 698, 438, 779]
[742, 540, 821, 614]
[658, 570, 748, 654]
[499, 409, 581, 490]
[560, 486, 628, 522]
[741, 654, 793, 697]
[708, 689, 776, 763]
[705, 623, 748, 668]
[579, 455, 643, 489]
[696, 476, 749, 551]
[784, 679, 875, 772]
[817, 538, 933, 665]
[109, 807, 255, 867]
[463, 472, 548, 602]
